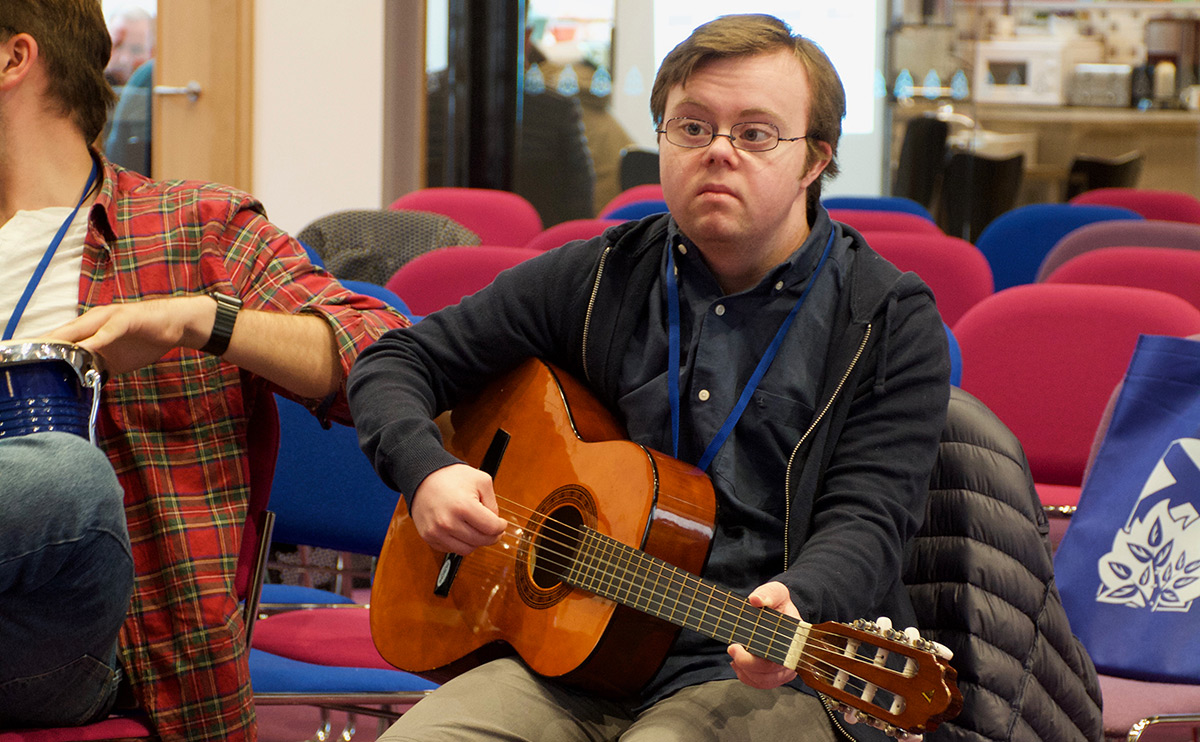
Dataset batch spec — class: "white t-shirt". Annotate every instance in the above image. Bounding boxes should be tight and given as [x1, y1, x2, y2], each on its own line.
[0, 205, 88, 340]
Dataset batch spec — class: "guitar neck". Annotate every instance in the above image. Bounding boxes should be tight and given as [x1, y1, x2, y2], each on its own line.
[564, 526, 809, 670]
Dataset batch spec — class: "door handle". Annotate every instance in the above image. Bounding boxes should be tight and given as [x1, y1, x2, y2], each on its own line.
[153, 81, 203, 103]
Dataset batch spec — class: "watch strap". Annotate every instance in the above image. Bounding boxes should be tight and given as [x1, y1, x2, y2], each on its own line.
[201, 292, 242, 356]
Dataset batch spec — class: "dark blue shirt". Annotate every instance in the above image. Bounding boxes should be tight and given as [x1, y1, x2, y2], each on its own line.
[616, 218, 844, 703]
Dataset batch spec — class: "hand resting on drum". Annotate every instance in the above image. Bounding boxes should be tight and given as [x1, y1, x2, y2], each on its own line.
[46, 296, 343, 399]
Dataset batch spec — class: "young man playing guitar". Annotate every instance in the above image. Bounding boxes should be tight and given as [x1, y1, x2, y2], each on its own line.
[349, 13, 951, 742]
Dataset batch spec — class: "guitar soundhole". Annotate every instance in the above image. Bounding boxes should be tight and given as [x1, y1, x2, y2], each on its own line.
[515, 485, 596, 609]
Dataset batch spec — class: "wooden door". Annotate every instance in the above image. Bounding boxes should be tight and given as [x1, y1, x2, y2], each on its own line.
[152, 0, 254, 191]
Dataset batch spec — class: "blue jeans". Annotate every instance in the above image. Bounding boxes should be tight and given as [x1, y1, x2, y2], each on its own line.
[0, 432, 133, 728]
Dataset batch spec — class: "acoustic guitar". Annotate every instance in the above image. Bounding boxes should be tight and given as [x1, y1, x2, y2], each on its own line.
[370, 359, 961, 737]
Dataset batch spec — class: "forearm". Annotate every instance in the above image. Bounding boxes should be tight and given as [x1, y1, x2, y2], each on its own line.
[217, 306, 341, 399]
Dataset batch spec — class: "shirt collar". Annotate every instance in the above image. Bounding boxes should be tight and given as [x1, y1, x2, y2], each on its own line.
[665, 205, 836, 295]
[85, 150, 120, 250]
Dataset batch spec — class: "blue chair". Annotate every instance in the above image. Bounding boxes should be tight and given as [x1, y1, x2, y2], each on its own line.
[250, 395, 434, 732]
[974, 203, 1143, 291]
[823, 195, 935, 222]
[944, 323, 962, 387]
[603, 199, 669, 220]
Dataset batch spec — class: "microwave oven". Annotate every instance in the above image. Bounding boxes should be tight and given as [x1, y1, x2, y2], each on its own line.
[974, 37, 1104, 105]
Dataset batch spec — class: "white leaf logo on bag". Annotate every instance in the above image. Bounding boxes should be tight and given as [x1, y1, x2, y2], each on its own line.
[1095, 438, 1200, 612]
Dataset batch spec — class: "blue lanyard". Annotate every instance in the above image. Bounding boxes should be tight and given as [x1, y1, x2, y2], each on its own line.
[3, 161, 99, 341]
[666, 228, 835, 471]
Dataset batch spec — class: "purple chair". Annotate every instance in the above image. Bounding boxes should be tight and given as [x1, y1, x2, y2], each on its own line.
[1036, 218, 1200, 282]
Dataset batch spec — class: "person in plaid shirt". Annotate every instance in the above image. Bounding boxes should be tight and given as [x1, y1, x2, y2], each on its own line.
[0, 1, 410, 739]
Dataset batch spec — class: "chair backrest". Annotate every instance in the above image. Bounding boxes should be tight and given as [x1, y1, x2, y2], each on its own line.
[297, 209, 480, 286]
[385, 245, 543, 317]
[828, 208, 944, 235]
[603, 199, 669, 221]
[619, 146, 660, 191]
[892, 115, 949, 209]
[524, 218, 624, 252]
[599, 184, 665, 217]
[1070, 187, 1200, 224]
[937, 151, 1025, 243]
[268, 396, 402, 558]
[1036, 218, 1200, 282]
[974, 202, 1144, 291]
[1064, 150, 1144, 201]
[866, 231, 994, 327]
[953, 283, 1200, 488]
[822, 195, 935, 222]
[389, 187, 544, 247]
[1044, 246, 1200, 311]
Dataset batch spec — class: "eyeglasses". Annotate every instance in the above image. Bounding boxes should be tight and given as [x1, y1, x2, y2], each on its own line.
[656, 117, 806, 153]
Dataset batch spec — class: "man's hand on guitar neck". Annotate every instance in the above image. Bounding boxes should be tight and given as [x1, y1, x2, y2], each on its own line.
[727, 581, 800, 689]
[411, 463, 509, 555]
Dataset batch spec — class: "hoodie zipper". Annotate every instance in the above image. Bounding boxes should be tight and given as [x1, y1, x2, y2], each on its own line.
[783, 323, 872, 569]
[819, 690, 859, 741]
[581, 245, 612, 383]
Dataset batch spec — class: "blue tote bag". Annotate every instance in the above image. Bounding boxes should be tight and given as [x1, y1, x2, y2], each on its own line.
[1055, 333, 1200, 683]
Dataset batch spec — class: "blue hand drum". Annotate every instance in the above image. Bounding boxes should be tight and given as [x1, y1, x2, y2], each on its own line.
[0, 341, 103, 444]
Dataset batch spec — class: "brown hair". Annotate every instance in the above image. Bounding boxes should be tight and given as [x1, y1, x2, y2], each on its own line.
[649, 14, 846, 209]
[0, 0, 116, 143]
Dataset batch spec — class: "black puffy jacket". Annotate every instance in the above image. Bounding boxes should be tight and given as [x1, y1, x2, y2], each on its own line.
[906, 387, 1104, 742]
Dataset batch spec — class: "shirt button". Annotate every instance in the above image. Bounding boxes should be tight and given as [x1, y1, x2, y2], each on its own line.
[775, 280, 784, 291]
[678, 243, 688, 255]
[698, 389, 711, 402]
[714, 304, 725, 316]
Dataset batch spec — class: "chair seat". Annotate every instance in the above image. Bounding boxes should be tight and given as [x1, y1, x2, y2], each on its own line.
[0, 714, 155, 742]
[257, 583, 356, 606]
[252, 608, 392, 669]
[1098, 674, 1200, 739]
[249, 649, 436, 694]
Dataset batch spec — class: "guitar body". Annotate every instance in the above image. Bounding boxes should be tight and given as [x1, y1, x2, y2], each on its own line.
[370, 359, 718, 697]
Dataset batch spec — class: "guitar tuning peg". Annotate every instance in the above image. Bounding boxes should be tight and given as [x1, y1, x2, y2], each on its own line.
[930, 640, 954, 660]
[875, 616, 894, 632]
[903, 626, 921, 644]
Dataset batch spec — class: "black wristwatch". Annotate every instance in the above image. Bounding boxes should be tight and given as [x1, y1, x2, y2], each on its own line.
[201, 292, 242, 356]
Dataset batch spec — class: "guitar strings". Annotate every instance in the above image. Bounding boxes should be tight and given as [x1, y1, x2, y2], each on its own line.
[442, 493, 912, 713]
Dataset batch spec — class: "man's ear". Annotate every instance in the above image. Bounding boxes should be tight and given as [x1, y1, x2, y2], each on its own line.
[800, 139, 833, 190]
[0, 32, 38, 92]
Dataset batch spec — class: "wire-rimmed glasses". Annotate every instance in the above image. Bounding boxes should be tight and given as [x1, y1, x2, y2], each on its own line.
[656, 117, 806, 152]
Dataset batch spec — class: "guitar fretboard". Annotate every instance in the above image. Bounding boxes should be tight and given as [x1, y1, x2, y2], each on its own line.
[562, 526, 809, 670]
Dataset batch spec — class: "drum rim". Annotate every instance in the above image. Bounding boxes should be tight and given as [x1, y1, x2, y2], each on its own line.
[0, 340, 99, 386]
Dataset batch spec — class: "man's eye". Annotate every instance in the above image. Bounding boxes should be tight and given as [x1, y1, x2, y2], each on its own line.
[682, 122, 706, 136]
[739, 126, 772, 142]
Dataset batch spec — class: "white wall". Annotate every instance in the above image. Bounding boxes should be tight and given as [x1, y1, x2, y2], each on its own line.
[252, 0, 387, 235]
[612, 0, 887, 197]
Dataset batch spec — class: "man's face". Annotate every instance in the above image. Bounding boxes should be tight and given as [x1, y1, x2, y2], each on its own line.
[105, 15, 153, 86]
[658, 49, 829, 255]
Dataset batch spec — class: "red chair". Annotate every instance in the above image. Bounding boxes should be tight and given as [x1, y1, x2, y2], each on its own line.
[386, 246, 543, 317]
[865, 231, 993, 327]
[524, 218, 624, 252]
[828, 209, 944, 236]
[1036, 219, 1200, 281]
[953, 284, 1200, 517]
[598, 184, 664, 218]
[1070, 187, 1200, 225]
[389, 188, 543, 247]
[1045, 246, 1200, 311]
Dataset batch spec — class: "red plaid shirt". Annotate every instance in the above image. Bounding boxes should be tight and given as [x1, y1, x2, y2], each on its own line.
[81, 156, 409, 741]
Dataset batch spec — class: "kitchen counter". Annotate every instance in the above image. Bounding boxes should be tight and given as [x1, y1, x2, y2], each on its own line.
[891, 100, 1200, 202]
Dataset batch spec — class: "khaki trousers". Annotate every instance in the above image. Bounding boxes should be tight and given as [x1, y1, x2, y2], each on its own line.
[378, 656, 841, 742]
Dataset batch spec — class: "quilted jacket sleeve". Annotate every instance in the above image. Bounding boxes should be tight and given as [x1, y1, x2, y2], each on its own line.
[904, 387, 1104, 742]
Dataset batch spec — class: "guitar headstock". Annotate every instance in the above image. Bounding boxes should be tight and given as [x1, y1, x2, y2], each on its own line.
[798, 618, 962, 738]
